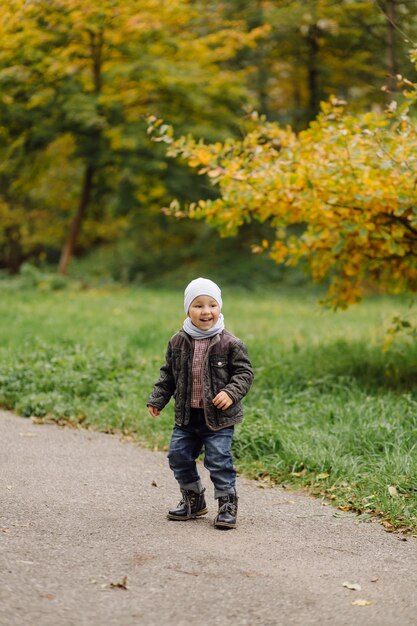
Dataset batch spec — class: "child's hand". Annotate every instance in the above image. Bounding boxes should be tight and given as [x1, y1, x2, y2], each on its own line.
[212, 391, 233, 411]
[148, 405, 160, 417]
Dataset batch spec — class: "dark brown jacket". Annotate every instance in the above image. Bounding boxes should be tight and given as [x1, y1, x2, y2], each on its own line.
[148, 329, 254, 431]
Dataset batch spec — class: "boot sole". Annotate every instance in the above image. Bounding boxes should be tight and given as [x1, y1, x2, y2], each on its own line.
[167, 507, 208, 521]
[213, 520, 236, 529]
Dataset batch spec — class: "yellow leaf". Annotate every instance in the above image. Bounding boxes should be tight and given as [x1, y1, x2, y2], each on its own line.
[207, 168, 223, 178]
[291, 469, 307, 477]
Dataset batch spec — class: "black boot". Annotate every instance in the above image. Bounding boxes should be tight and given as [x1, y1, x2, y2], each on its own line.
[167, 488, 208, 521]
[214, 493, 238, 529]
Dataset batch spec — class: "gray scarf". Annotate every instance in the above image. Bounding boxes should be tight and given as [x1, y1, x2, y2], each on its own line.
[182, 314, 225, 340]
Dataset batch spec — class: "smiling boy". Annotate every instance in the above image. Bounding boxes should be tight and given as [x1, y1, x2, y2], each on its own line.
[147, 277, 254, 529]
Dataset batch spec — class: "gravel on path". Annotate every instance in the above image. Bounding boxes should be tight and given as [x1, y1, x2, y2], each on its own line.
[1, 410, 416, 626]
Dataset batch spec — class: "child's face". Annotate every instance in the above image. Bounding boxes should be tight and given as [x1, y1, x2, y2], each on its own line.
[188, 295, 220, 331]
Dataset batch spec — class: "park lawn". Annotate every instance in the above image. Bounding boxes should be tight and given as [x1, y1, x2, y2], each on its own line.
[0, 285, 416, 532]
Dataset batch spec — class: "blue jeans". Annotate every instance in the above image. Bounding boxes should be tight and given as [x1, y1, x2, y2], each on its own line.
[167, 408, 236, 499]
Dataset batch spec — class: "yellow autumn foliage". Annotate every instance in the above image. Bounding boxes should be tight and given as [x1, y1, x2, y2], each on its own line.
[150, 93, 417, 308]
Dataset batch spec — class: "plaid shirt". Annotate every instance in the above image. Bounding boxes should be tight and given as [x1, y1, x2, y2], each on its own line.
[191, 338, 211, 408]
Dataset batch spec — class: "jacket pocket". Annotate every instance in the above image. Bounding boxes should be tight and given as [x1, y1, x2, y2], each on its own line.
[221, 402, 240, 418]
[209, 354, 229, 388]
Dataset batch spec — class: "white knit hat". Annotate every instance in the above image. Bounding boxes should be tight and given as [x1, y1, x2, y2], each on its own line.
[184, 277, 222, 314]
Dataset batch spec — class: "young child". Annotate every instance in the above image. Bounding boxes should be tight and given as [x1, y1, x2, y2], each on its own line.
[147, 277, 254, 530]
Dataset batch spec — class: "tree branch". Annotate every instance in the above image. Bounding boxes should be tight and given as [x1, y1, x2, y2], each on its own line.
[379, 212, 417, 238]
[324, 201, 417, 239]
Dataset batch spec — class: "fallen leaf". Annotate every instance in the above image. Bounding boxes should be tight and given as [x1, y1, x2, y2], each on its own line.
[110, 576, 128, 590]
[19, 432, 37, 437]
[388, 486, 399, 498]
[370, 577, 379, 583]
[151, 480, 158, 487]
[333, 511, 350, 518]
[352, 599, 373, 606]
[343, 581, 362, 591]
[132, 553, 155, 566]
[338, 505, 352, 512]
[291, 469, 307, 477]
[316, 472, 330, 480]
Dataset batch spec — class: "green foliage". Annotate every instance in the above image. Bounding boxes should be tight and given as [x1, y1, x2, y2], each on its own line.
[0, 286, 416, 530]
[155, 94, 417, 308]
[68, 222, 307, 290]
[0, 0, 259, 272]
[1, 0, 417, 275]
[16, 263, 73, 291]
[222, 0, 417, 126]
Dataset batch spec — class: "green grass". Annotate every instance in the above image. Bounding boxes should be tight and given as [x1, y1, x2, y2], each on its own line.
[0, 284, 416, 531]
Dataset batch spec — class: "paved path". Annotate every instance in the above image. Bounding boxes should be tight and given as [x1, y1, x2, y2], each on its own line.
[1, 410, 416, 626]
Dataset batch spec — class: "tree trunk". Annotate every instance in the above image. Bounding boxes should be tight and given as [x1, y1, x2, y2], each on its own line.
[58, 165, 94, 275]
[5, 227, 22, 274]
[293, 47, 304, 131]
[251, 1, 270, 118]
[58, 29, 103, 275]
[306, 23, 320, 122]
[385, 0, 396, 92]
